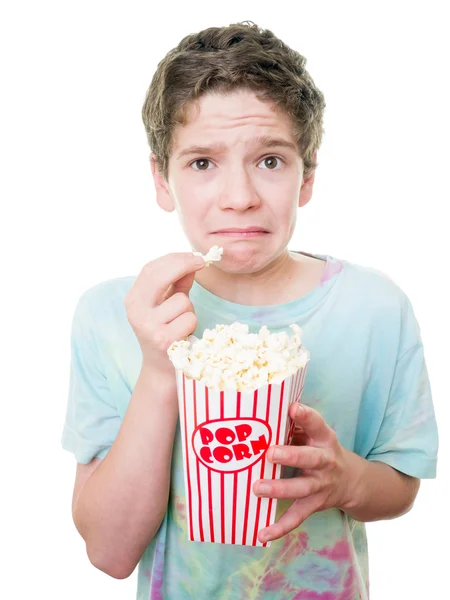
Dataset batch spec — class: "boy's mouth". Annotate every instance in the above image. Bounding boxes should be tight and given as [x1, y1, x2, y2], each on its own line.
[212, 227, 269, 238]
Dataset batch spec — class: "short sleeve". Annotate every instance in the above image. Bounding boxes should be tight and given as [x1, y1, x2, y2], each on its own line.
[61, 288, 122, 464]
[366, 341, 439, 478]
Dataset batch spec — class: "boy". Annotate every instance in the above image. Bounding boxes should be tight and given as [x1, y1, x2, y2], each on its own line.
[61, 22, 438, 599]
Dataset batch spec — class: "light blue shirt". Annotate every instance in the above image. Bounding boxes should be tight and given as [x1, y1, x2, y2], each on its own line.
[61, 251, 438, 599]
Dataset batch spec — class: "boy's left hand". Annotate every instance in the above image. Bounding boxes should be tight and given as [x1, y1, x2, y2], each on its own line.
[254, 402, 354, 544]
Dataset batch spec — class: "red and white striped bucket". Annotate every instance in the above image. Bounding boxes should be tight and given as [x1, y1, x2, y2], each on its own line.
[176, 363, 309, 547]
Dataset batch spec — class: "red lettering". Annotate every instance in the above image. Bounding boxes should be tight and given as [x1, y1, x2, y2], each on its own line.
[213, 446, 233, 463]
[235, 423, 252, 442]
[232, 443, 252, 461]
[200, 446, 213, 464]
[199, 427, 214, 445]
[250, 435, 269, 456]
[216, 427, 236, 445]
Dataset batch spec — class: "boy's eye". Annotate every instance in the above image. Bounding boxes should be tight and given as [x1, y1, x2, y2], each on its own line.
[191, 159, 212, 171]
[258, 156, 282, 170]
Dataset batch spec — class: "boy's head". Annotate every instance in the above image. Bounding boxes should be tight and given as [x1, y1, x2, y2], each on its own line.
[142, 22, 326, 274]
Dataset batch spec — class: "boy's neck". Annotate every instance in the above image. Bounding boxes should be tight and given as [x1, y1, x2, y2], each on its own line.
[193, 250, 326, 306]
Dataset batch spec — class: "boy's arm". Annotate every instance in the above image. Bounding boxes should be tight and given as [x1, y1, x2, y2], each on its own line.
[72, 365, 178, 580]
[69, 252, 205, 579]
[336, 448, 420, 521]
[253, 402, 423, 544]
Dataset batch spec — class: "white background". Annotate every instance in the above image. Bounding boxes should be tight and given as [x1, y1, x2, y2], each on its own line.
[1, 1, 449, 598]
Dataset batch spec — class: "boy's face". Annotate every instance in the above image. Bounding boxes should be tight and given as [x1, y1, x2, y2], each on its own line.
[151, 88, 316, 274]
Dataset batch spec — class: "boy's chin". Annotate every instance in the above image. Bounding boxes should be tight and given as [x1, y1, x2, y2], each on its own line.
[213, 256, 277, 275]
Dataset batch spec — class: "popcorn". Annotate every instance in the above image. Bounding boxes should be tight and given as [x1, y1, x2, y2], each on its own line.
[167, 322, 310, 392]
[193, 245, 224, 266]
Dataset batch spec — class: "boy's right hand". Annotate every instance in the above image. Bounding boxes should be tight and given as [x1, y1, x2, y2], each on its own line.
[124, 253, 205, 374]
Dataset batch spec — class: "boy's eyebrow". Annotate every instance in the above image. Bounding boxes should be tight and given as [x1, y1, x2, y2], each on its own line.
[175, 136, 298, 159]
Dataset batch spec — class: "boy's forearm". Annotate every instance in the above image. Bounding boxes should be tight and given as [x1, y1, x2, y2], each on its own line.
[73, 365, 179, 579]
[340, 448, 420, 522]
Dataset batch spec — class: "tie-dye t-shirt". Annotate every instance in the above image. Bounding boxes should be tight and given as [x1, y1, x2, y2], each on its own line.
[61, 251, 438, 600]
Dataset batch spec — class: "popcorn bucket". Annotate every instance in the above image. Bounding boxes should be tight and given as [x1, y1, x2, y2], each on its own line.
[175, 362, 309, 547]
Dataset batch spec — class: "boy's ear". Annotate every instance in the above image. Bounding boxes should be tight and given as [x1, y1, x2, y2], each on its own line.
[150, 153, 175, 213]
[298, 151, 317, 208]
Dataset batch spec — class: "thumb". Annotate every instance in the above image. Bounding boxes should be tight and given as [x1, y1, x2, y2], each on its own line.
[289, 403, 335, 446]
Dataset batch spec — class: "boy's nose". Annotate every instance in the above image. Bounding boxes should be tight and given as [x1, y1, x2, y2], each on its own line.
[217, 167, 261, 211]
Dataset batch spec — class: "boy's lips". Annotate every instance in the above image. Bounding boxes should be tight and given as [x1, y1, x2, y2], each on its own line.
[212, 227, 269, 238]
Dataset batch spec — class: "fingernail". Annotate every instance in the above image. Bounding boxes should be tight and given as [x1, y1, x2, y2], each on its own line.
[257, 483, 270, 494]
[294, 403, 305, 416]
[194, 256, 205, 266]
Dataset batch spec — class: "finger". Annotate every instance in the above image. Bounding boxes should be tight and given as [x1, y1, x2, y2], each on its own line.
[267, 445, 332, 470]
[156, 253, 205, 302]
[155, 292, 195, 324]
[131, 253, 204, 308]
[253, 475, 321, 500]
[289, 403, 336, 446]
[258, 495, 322, 543]
[165, 310, 198, 344]
[164, 269, 200, 301]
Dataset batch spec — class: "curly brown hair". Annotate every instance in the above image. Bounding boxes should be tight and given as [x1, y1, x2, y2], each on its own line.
[142, 21, 326, 181]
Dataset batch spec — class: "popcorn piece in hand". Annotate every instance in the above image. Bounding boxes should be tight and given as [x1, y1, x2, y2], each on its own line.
[193, 245, 224, 266]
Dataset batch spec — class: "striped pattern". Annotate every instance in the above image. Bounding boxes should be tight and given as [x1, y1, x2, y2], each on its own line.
[176, 366, 308, 547]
